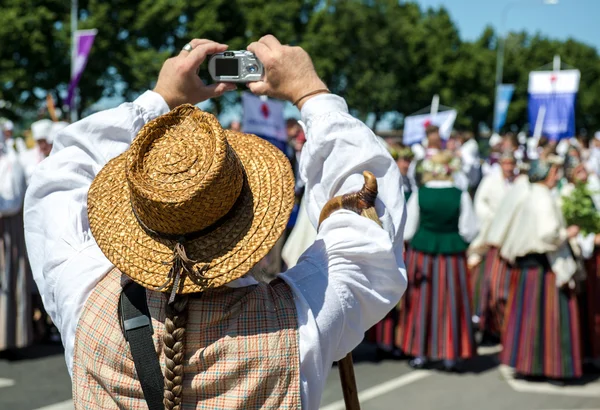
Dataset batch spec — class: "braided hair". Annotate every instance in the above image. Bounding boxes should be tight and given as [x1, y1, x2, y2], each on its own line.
[163, 295, 189, 410]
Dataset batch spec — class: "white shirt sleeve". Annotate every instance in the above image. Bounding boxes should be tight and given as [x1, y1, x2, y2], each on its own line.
[533, 185, 568, 249]
[473, 175, 494, 223]
[577, 233, 596, 260]
[403, 190, 420, 241]
[459, 190, 479, 243]
[23, 91, 170, 373]
[280, 94, 407, 410]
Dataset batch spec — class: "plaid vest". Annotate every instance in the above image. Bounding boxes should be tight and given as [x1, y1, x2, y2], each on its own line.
[72, 268, 301, 409]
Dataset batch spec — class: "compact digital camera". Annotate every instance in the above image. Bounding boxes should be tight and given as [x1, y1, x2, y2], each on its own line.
[208, 51, 264, 83]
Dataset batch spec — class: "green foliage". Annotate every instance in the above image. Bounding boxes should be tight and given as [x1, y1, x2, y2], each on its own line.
[562, 183, 600, 236]
[1, 0, 600, 132]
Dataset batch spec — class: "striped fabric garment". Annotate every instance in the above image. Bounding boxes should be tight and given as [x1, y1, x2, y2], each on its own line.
[366, 245, 408, 352]
[501, 265, 582, 379]
[366, 304, 402, 352]
[478, 247, 513, 336]
[470, 256, 486, 322]
[581, 249, 600, 361]
[0, 211, 33, 351]
[397, 249, 476, 361]
[72, 269, 301, 409]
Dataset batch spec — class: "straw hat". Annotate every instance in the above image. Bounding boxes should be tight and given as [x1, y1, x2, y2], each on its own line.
[88, 104, 294, 295]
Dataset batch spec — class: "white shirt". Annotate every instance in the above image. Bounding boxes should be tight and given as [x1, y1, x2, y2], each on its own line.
[459, 139, 481, 189]
[403, 180, 479, 243]
[20, 145, 46, 186]
[467, 172, 513, 261]
[473, 172, 513, 226]
[23, 92, 407, 410]
[0, 140, 26, 216]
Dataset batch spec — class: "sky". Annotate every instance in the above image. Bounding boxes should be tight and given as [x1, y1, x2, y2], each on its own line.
[413, 0, 599, 52]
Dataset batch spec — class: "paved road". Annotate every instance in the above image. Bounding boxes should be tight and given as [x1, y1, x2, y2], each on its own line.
[1, 343, 599, 410]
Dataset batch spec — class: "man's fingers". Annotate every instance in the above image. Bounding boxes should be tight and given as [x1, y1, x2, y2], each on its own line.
[187, 42, 228, 69]
[201, 82, 237, 100]
[259, 34, 282, 50]
[247, 42, 272, 66]
[178, 39, 214, 56]
[189, 39, 213, 48]
[246, 81, 270, 96]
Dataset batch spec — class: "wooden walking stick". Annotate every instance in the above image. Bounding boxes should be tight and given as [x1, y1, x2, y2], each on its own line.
[318, 171, 382, 410]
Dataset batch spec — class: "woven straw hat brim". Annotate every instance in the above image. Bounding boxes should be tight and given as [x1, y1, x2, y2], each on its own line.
[88, 131, 294, 293]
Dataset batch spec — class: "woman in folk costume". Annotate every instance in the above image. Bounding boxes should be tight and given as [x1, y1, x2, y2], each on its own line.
[559, 152, 600, 371]
[468, 151, 517, 337]
[0, 123, 30, 351]
[400, 150, 479, 371]
[366, 144, 414, 358]
[24, 37, 407, 409]
[491, 156, 584, 379]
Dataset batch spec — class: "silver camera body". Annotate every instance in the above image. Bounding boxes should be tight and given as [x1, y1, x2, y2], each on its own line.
[208, 51, 264, 83]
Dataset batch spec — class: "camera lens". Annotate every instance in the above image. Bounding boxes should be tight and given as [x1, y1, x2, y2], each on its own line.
[224, 52, 234, 57]
[246, 64, 258, 73]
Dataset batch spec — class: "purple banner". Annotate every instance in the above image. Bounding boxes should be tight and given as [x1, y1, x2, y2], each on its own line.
[66, 29, 97, 108]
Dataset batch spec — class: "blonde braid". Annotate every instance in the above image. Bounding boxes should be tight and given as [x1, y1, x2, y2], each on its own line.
[163, 295, 189, 410]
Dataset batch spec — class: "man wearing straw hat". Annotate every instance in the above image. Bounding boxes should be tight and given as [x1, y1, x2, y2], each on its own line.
[24, 35, 407, 409]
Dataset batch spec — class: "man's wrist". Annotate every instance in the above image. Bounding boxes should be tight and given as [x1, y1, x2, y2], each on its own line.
[292, 79, 329, 110]
[135, 91, 172, 118]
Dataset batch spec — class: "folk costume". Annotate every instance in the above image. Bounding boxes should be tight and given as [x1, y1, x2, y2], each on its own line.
[559, 155, 600, 369]
[365, 145, 413, 356]
[399, 151, 478, 370]
[468, 151, 517, 333]
[0, 130, 29, 351]
[23, 92, 407, 409]
[488, 157, 583, 379]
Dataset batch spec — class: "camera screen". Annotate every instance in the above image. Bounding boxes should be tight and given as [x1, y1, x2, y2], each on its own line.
[215, 58, 239, 76]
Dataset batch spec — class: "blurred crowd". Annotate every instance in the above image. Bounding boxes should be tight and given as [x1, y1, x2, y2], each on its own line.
[366, 124, 600, 379]
[0, 117, 68, 351]
[2, 110, 600, 384]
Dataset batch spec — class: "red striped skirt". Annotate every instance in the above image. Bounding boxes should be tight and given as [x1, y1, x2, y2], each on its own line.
[478, 247, 512, 335]
[581, 248, 600, 360]
[366, 244, 408, 351]
[501, 263, 582, 379]
[397, 249, 476, 361]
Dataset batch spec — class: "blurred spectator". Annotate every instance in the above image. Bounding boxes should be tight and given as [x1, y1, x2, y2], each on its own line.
[21, 119, 53, 185]
[0, 116, 30, 352]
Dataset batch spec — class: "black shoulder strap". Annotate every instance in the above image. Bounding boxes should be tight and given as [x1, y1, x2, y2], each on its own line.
[119, 282, 164, 410]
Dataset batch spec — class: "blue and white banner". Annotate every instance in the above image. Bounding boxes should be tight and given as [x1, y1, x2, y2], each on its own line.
[403, 109, 457, 146]
[241, 92, 287, 152]
[528, 69, 580, 141]
[493, 84, 515, 132]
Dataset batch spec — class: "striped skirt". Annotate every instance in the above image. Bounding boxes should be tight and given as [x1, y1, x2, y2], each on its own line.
[501, 262, 582, 379]
[470, 256, 485, 321]
[478, 247, 512, 335]
[581, 248, 600, 361]
[366, 244, 408, 351]
[397, 249, 476, 361]
[0, 211, 33, 351]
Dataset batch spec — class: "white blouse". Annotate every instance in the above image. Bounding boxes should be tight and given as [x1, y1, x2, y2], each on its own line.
[403, 180, 479, 243]
[0, 140, 26, 216]
[23, 92, 407, 410]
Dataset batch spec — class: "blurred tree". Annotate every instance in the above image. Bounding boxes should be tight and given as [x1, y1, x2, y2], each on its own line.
[1, 0, 599, 133]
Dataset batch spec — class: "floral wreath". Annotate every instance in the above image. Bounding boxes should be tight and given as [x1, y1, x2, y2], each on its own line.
[417, 154, 462, 178]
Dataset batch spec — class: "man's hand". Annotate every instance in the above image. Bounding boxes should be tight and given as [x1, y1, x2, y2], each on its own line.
[247, 35, 328, 109]
[154, 39, 237, 109]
